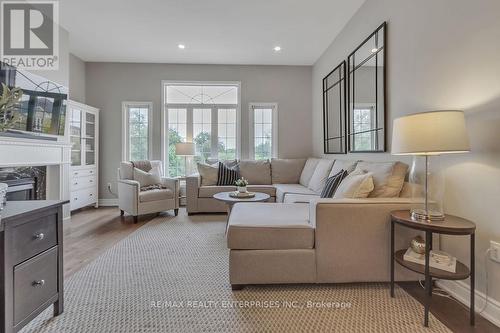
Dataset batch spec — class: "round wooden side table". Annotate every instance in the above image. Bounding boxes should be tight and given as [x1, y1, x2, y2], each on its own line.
[390, 210, 476, 327]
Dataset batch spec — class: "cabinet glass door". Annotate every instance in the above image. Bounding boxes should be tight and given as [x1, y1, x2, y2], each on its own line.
[70, 109, 82, 166]
[85, 112, 96, 165]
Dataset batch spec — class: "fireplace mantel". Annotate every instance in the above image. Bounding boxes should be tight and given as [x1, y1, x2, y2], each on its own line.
[0, 136, 71, 219]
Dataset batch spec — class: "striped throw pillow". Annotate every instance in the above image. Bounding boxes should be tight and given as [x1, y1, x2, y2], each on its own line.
[217, 162, 240, 186]
[320, 169, 348, 198]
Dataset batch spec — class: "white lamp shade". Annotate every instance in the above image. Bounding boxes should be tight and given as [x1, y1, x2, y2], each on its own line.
[175, 142, 196, 156]
[391, 110, 470, 155]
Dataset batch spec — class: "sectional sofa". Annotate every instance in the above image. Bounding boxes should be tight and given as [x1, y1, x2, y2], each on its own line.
[187, 158, 427, 288]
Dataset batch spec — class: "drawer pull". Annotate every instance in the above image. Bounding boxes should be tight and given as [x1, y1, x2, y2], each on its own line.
[73, 182, 78, 185]
[34, 233, 45, 240]
[32, 279, 45, 287]
[89, 180, 93, 183]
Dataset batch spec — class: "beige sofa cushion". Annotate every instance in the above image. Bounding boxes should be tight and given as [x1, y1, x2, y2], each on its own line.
[239, 160, 272, 185]
[283, 193, 319, 203]
[299, 158, 321, 187]
[271, 158, 306, 184]
[333, 171, 374, 199]
[273, 184, 317, 203]
[139, 189, 173, 202]
[197, 163, 218, 186]
[354, 161, 408, 197]
[307, 159, 335, 194]
[199, 185, 276, 198]
[227, 203, 314, 250]
[329, 160, 358, 177]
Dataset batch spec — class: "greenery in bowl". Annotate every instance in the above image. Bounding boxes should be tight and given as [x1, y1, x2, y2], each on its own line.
[0, 83, 23, 132]
[234, 178, 248, 187]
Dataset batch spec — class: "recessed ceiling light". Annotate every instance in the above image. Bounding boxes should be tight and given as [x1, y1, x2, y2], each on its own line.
[178, 44, 186, 49]
[371, 48, 378, 53]
[274, 46, 281, 52]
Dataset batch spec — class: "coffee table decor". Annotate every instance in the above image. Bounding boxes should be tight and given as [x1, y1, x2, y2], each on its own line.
[229, 191, 255, 198]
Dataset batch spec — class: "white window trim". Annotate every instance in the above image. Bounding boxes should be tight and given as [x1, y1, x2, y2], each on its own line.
[248, 102, 279, 160]
[161, 80, 241, 176]
[121, 101, 153, 161]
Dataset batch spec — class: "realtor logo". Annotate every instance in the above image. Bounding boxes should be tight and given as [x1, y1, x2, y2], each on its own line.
[1, 0, 59, 70]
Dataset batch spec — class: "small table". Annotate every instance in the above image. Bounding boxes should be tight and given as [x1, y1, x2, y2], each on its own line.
[213, 192, 270, 229]
[390, 210, 476, 327]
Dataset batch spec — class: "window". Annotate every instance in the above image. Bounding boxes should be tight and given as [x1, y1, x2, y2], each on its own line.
[352, 107, 375, 151]
[167, 108, 187, 177]
[162, 82, 241, 177]
[249, 103, 278, 160]
[122, 102, 153, 161]
[217, 108, 237, 160]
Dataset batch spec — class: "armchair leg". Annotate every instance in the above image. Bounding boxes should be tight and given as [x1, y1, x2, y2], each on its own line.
[120, 209, 124, 216]
[174, 209, 179, 216]
[133, 216, 138, 224]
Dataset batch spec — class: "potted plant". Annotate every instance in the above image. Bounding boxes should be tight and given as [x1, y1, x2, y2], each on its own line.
[234, 178, 248, 193]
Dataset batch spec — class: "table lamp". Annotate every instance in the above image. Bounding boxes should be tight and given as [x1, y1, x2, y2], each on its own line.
[391, 110, 470, 221]
[175, 142, 195, 177]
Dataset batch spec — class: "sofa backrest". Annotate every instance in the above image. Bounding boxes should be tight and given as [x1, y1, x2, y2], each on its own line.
[271, 158, 306, 184]
[238, 160, 272, 185]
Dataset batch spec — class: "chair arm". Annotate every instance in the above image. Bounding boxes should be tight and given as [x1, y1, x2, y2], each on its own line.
[117, 179, 140, 215]
[186, 174, 201, 213]
[161, 177, 180, 193]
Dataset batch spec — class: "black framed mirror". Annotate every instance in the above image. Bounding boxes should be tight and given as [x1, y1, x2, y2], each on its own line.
[323, 61, 347, 154]
[348, 22, 386, 152]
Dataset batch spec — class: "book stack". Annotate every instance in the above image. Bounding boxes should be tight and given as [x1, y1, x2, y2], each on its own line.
[403, 248, 457, 273]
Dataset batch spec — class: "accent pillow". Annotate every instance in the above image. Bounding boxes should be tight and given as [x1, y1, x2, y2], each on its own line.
[333, 171, 374, 199]
[238, 160, 272, 185]
[133, 167, 161, 188]
[328, 160, 358, 178]
[271, 158, 306, 184]
[217, 162, 240, 186]
[197, 163, 219, 186]
[320, 170, 348, 198]
[299, 158, 321, 187]
[353, 161, 408, 197]
[307, 159, 335, 194]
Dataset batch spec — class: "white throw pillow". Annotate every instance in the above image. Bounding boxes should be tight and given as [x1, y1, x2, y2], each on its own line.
[197, 163, 219, 186]
[333, 171, 374, 199]
[133, 168, 161, 187]
[307, 159, 335, 194]
[299, 158, 321, 187]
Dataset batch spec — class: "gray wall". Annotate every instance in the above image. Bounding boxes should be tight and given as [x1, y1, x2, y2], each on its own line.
[69, 54, 86, 103]
[85, 63, 312, 199]
[29, 26, 69, 87]
[312, 0, 500, 305]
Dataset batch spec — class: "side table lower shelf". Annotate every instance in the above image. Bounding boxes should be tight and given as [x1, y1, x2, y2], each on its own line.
[394, 250, 470, 280]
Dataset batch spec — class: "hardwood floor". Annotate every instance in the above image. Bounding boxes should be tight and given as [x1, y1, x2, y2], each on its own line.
[64, 206, 160, 277]
[65, 207, 499, 333]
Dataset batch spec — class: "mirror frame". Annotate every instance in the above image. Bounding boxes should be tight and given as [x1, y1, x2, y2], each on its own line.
[347, 22, 387, 153]
[322, 60, 347, 154]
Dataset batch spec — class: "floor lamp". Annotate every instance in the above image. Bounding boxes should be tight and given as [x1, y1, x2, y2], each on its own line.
[175, 142, 196, 177]
[391, 110, 470, 221]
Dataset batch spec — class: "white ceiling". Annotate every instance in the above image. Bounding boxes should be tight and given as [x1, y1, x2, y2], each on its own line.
[59, 0, 365, 65]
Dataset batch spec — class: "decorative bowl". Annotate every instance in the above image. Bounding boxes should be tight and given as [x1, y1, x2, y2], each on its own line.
[410, 235, 426, 254]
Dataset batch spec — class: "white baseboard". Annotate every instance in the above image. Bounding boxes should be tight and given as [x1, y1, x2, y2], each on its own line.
[98, 199, 118, 206]
[436, 279, 500, 327]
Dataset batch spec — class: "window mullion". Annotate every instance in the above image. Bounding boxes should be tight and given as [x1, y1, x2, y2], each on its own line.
[187, 107, 193, 141]
[211, 107, 218, 159]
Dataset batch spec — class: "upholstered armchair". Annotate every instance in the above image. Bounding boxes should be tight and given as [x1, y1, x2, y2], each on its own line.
[118, 160, 179, 223]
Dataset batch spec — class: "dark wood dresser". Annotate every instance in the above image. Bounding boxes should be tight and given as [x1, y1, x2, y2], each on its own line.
[0, 200, 68, 333]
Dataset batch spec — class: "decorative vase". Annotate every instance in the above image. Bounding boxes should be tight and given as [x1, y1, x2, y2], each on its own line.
[237, 186, 247, 193]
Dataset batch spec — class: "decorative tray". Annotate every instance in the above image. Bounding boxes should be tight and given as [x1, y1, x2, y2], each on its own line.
[229, 191, 256, 198]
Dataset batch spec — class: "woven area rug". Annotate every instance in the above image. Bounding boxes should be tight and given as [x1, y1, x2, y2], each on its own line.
[22, 211, 451, 333]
